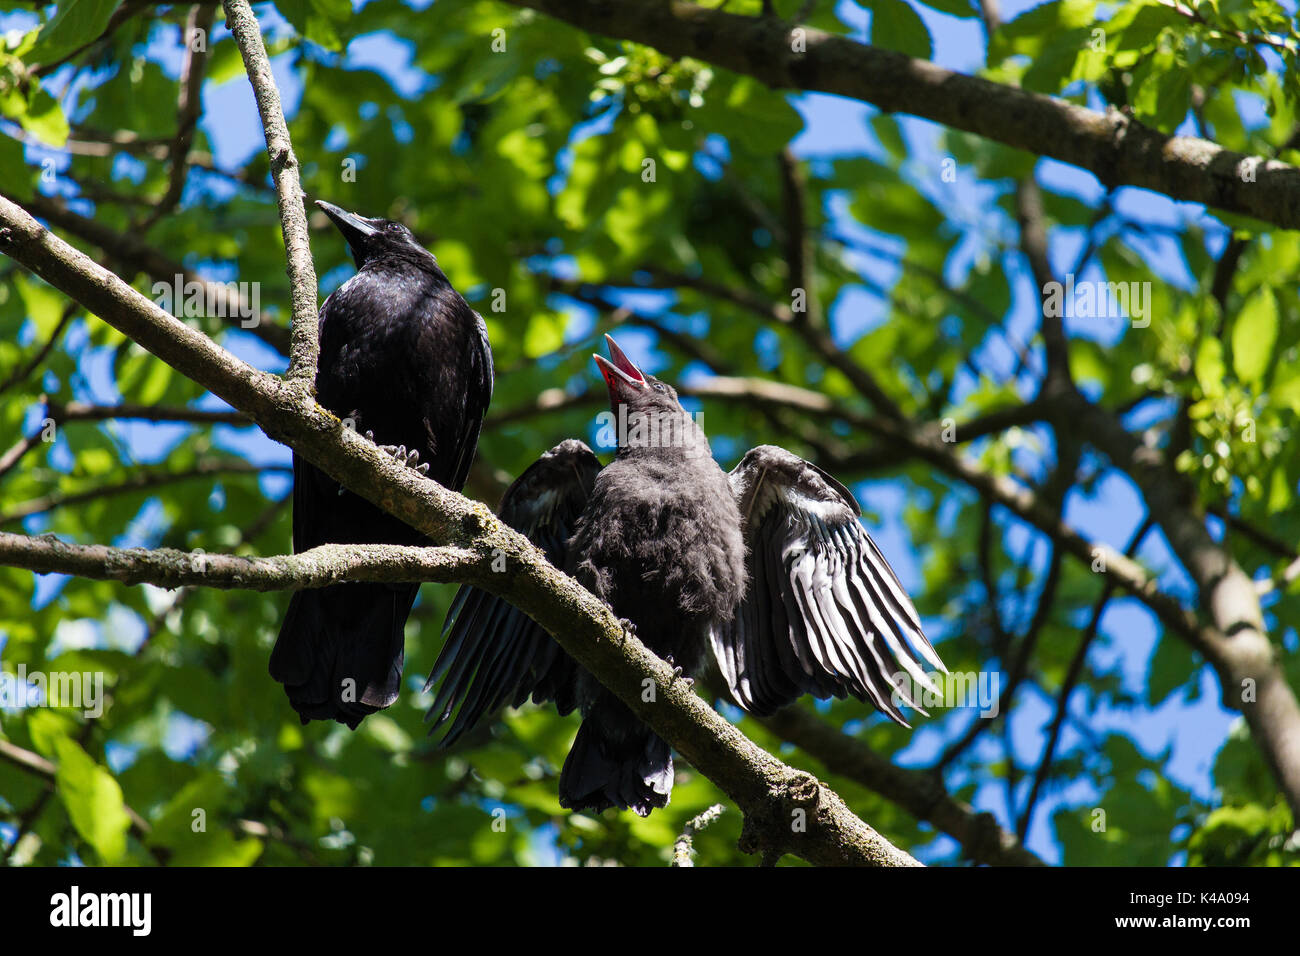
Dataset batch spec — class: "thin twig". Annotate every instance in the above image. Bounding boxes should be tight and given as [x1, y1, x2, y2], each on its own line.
[1016, 517, 1156, 839]
[139, 5, 217, 230]
[671, 804, 726, 867]
[222, 0, 319, 384]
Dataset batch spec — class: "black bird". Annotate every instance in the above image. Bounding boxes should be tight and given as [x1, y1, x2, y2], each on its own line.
[426, 335, 943, 815]
[270, 201, 493, 728]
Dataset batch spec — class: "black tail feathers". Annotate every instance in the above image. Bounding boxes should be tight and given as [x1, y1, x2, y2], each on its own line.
[269, 582, 417, 729]
[558, 707, 673, 816]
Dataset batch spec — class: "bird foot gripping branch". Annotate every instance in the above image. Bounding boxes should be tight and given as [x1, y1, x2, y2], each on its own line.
[364, 431, 431, 477]
[663, 655, 693, 689]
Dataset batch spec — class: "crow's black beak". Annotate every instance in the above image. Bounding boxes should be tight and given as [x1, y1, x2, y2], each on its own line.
[593, 333, 646, 396]
[316, 200, 380, 249]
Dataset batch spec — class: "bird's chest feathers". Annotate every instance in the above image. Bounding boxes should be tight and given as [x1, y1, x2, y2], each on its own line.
[329, 273, 444, 349]
[320, 271, 468, 393]
[584, 459, 745, 610]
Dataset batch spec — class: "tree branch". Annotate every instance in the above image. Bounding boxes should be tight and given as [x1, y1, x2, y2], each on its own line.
[222, 0, 318, 384]
[0, 302, 75, 396]
[504, 0, 1300, 229]
[759, 706, 1045, 866]
[776, 147, 820, 329]
[0, 533, 483, 591]
[1066, 392, 1300, 824]
[138, 4, 217, 230]
[1017, 517, 1156, 840]
[0, 461, 284, 526]
[44, 399, 250, 426]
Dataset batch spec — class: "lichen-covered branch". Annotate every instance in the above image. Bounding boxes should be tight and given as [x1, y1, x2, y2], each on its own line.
[222, 0, 318, 383]
[0, 533, 483, 592]
[759, 706, 1044, 866]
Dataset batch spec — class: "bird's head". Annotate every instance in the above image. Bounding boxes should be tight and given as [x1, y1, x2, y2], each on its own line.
[593, 335, 708, 457]
[315, 200, 434, 269]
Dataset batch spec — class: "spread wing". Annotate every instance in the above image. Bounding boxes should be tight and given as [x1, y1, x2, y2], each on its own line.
[424, 440, 600, 745]
[712, 445, 945, 724]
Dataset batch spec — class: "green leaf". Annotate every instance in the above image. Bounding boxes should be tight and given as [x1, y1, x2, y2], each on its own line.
[917, 0, 977, 18]
[714, 77, 804, 153]
[169, 829, 264, 867]
[1194, 336, 1226, 399]
[54, 737, 131, 864]
[868, 0, 934, 60]
[1146, 633, 1199, 705]
[275, 0, 353, 51]
[870, 114, 908, 160]
[15, 273, 66, 338]
[989, 0, 1097, 62]
[1231, 286, 1278, 384]
[25, 0, 122, 69]
[0, 125, 31, 191]
[1110, 2, 1182, 54]
[2, 86, 71, 147]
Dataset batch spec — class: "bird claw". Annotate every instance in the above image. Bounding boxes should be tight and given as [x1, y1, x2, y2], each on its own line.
[665, 659, 693, 689]
[617, 618, 637, 644]
[375, 441, 430, 476]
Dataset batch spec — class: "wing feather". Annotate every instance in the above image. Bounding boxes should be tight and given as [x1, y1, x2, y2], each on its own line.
[424, 440, 600, 744]
[713, 445, 945, 724]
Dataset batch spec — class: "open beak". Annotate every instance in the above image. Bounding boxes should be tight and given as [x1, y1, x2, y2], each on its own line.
[593, 334, 646, 397]
[315, 200, 380, 247]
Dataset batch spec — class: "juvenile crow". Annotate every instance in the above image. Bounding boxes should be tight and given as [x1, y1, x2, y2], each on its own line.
[427, 335, 943, 815]
[270, 201, 493, 728]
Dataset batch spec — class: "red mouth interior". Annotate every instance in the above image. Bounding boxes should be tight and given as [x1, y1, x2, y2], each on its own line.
[594, 335, 645, 391]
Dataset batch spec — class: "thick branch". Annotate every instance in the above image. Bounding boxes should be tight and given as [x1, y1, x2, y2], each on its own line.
[1068, 394, 1300, 823]
[504, 0, 1300, 230]
[760, 706, 1044, 866]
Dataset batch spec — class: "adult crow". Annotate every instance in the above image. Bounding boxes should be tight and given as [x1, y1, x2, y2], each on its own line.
[270, 201, 493, 728]
[426, 335, 943, 815]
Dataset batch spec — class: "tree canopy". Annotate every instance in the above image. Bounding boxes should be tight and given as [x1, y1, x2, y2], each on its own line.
[0, 0, 1298, 867]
